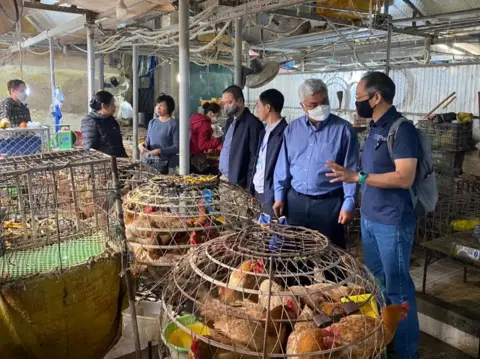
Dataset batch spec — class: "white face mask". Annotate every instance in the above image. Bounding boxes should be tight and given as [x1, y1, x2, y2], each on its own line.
[17, 92, 28, 103]
[307, 105, 330, 122]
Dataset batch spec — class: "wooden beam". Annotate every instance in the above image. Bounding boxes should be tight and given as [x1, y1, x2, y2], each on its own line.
[23, 2, 94, 15]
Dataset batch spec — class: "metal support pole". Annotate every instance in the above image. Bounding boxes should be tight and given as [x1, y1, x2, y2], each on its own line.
[87, 26, 95, 111]
[234, 17, 243, 87]
[384, 1, 392, 75]
[132, 45, 139, 160]
[179, 0, 190, 175]
[97, 54, 104, 90]
[49, 38, 56, 131]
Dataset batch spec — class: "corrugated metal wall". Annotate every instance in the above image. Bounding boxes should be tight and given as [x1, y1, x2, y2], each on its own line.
[245, 64, 480, 126]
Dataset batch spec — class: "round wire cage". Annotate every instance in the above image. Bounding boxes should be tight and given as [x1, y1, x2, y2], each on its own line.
[123, 175, 260, 274]
[160, 224, 408, 359]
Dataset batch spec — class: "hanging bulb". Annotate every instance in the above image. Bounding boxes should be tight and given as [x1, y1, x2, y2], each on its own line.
[116, 0, 128, 19]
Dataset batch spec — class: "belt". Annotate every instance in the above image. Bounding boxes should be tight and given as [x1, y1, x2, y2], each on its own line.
[292, 187, 343, 200]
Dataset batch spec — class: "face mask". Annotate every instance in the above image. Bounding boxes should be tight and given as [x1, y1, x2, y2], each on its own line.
[224, 103, 239, 117]
[307, 105, 330, 122]
[355, 97, 374, 118]
[17, 92, 28, 103]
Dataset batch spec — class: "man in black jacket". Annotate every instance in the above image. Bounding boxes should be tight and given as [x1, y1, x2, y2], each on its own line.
[249, 89, 288, 217]
[219, 85, 263, 188]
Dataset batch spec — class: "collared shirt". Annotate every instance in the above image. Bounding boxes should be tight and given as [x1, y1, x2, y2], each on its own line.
[253, 119, 282, 194]
[274, 114, 359, 213]
[361, 106, 419, 225]
[0, 98, 31, 126]
[219, 118, 236, 178]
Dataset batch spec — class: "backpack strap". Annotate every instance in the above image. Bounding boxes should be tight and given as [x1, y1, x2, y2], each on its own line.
[386, 116, 417, 205]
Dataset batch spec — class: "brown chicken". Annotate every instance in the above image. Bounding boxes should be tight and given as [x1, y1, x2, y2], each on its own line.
[287, 328, 334, 359]
[212, 303, 298, 355]
[289, 283, 365, 310]
[189, 330, 257, 359]
[126, 216, 162, 260]
[323, 302, 409, 359]
[218, 259, 264, 304]
[258, 279, 298, 311]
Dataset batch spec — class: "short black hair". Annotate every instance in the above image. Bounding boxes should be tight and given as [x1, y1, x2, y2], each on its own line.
[7, 79, 26, 93]
[361, 71, 396, 104]
[155, 94, 175, 115]
[259, 89, 284, 114]
[223, 85, 244, 101]
[202, 102, 221, 115]
[90, 91, 114, 111]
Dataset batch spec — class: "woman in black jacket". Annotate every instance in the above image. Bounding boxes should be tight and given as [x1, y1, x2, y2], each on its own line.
[81, 91, 128, 157]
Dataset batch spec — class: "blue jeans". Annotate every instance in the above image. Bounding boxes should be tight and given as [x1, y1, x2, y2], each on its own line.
[361, 217, 419, 359]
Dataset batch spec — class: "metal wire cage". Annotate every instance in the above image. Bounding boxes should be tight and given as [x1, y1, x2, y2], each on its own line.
[0, 126, 51, 156]
[123, 176, 260, 273]
[0, 149, 124, 281]
[116, 158, 160, 193]
[160, 224, 405, 359]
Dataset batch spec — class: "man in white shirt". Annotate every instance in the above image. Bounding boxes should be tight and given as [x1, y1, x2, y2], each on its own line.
[249, 89, 288, 217]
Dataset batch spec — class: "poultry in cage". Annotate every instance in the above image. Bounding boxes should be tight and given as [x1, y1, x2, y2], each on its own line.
[161, 224, 402, 359]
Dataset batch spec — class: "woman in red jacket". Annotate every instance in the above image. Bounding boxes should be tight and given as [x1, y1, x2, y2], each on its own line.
[190, 102, 222, 174]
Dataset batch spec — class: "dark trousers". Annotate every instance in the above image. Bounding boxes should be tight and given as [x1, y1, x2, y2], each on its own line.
[285, 188, 346, 249]
[255, 191, 275, 218]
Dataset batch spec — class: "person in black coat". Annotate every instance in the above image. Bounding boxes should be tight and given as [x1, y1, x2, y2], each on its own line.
[249, 89, 288, 217]
[219, 85, 263, 189]
[81, 91, 128, 158]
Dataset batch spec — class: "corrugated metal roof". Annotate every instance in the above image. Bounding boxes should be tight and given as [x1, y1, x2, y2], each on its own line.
[246, 63, 480, 124]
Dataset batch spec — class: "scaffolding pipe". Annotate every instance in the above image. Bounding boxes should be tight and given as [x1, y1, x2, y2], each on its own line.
[384, 1, 392, 75]
[97, 54, 105, 90]
[132, 45, 139, 160]
[178, 0, 190, 175]
[234, 18, 243, 87]
[86, 26, 95, 111]
[49, 38, 56, 130]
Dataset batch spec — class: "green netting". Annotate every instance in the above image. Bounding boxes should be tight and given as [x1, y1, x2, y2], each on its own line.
[0, 234, 107, 280]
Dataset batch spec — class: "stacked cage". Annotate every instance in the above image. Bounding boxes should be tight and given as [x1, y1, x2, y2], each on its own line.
[0, 126, 51, 156]
[417, 119, 475, 242]
[123, 176, 260, 278]
[160, 224, 408, 359]
[0, 149, 127, 359]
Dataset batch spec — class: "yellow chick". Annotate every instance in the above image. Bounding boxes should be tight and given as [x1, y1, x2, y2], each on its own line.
[0, 118, 11, 129]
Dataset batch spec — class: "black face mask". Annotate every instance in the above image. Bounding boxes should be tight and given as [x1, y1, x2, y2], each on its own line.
[355, 97, 375, 119]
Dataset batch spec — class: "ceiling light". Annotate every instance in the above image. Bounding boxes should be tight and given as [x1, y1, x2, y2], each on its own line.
[116, 0, 128, 19]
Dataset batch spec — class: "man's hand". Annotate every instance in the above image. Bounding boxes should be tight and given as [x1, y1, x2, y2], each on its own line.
[150, 149, 161, 156]
[272, 201, 284, 218]
[338, 210, 353, 225]
[325, 161, 359, 184]
[138, 143, 148, 154]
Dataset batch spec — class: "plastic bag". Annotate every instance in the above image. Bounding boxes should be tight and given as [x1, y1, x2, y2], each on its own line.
[120, 101, 134, 120]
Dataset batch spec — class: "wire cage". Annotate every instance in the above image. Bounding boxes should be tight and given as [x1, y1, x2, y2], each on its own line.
[117, 157, 160, 193]
[0, 149, 127, 359]
[0, 126, 51, 156]
[431, 150, 464, 177]
[419, 177, 480, 242]
[123, 175, 260, 275]
[417, 121, 472, 152]
[159, 224, 407, 359]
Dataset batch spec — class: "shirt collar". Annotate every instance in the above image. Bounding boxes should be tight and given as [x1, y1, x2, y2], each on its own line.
[266, 118, 282, 132]
[369, 105, 398, 128]
[303, 114, 331, 131]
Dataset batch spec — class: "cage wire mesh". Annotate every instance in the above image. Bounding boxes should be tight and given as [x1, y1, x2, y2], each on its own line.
[0, 127, 51, 156]
[0, 149, 124, 282]
[123, 176, 260, 276]
[116, 158, 161, 193]
[418, 176, 480, 242]
[159, 224, 407, 359]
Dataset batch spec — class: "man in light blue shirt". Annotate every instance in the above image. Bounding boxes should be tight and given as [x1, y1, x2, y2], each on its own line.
[273, 79, 359, 248]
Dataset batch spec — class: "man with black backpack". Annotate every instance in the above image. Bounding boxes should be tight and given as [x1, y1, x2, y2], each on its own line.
[326, 71, 437, 359]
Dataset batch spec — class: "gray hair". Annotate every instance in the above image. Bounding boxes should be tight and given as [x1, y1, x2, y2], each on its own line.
[298, 78, 329, 101]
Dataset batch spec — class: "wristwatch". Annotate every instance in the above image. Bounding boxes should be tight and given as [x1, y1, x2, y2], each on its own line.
[358, 171, 368, 185]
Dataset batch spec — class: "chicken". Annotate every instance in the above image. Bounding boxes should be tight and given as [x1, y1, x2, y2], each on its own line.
[258, 279, 298, 311]
[213, 303, 297, 355]
[218, 259, 264, 304]
[189, 330, 257, 359]
[289, 283, 365, 310]
[286, 305, 317, 358]
[126, 216, 163, 260]
[187, 201, 209, 227]
[323, 302, 409, 359]
[287, 328, 334, 359]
